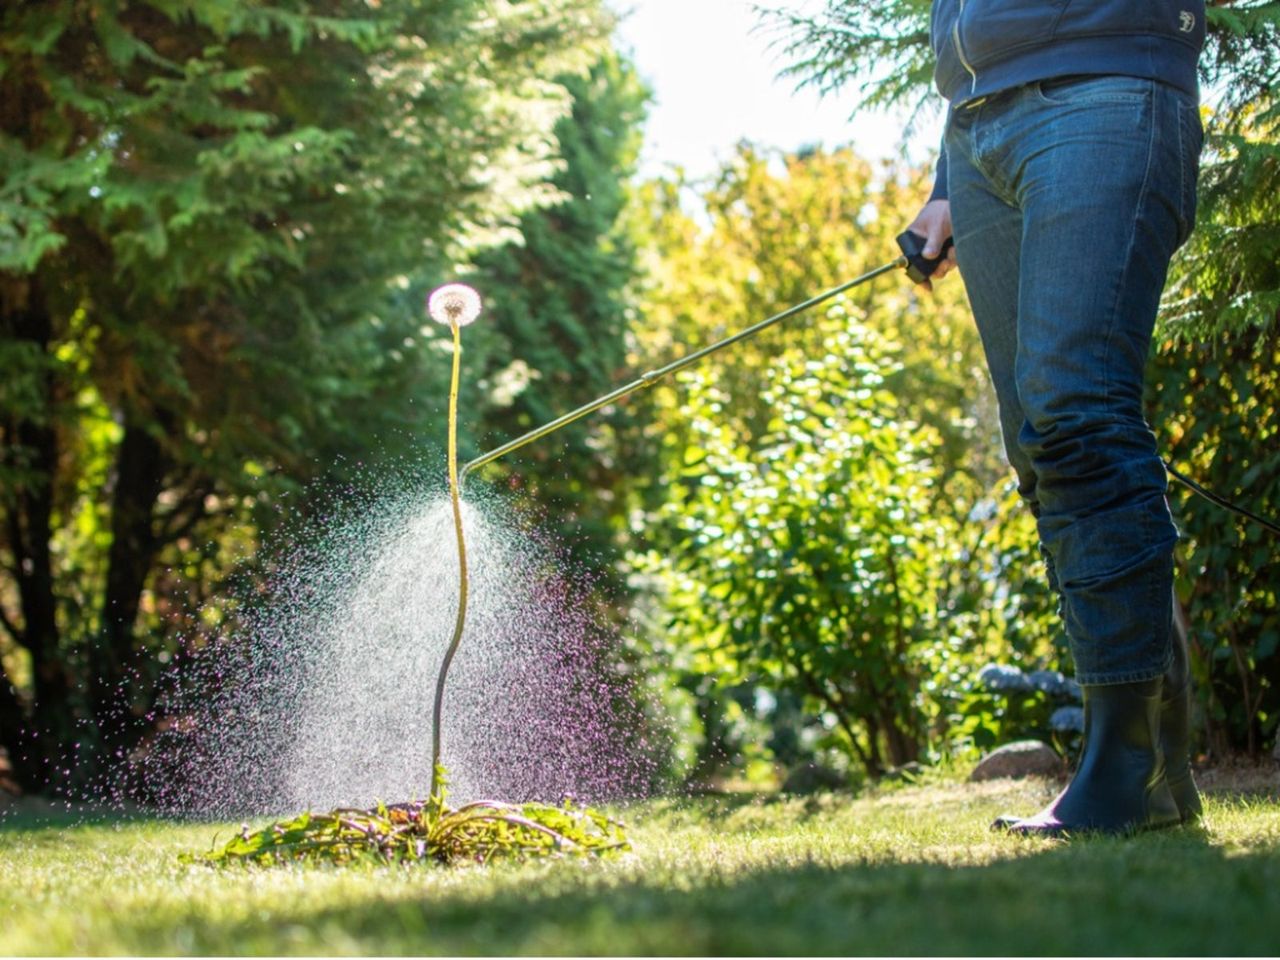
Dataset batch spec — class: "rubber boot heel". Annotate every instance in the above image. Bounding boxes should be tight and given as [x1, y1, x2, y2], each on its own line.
[1163, 600, 1203, 822]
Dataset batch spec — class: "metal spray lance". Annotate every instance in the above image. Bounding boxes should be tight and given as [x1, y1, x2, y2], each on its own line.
[459, 233, 952, 488]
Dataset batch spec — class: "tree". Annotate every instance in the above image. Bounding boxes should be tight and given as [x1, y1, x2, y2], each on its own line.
[1151, 2, 1280, 756]
[630, 143, 997, 489]
[461, 50, 651, 588]
[763, 0, 934, 116]
[0, 0, 612, 793]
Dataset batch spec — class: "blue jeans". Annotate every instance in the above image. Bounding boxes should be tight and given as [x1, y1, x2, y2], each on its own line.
[945, 75, 1203, 684]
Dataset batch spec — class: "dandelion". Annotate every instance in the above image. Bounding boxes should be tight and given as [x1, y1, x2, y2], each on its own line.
[427, 283, 482, 327]
[427, 282, 481, 803]
[189, 279, 630, 868]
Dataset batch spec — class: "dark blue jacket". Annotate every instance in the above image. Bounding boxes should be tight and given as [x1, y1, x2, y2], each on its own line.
[929, 0, 1206, 199]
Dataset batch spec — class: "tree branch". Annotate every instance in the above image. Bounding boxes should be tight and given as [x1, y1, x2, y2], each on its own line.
[0, 600, 22, 648]
[157, 491, 209, 546]
[794, 662, 872, 770]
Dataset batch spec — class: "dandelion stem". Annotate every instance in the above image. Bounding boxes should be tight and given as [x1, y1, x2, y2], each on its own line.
[430, 319, 468, 802]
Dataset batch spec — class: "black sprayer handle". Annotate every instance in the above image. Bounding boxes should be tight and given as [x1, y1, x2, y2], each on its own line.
[896, 230, 955, 284]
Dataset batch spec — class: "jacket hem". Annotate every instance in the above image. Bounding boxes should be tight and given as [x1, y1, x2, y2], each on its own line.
[938, 33, 1201, 107]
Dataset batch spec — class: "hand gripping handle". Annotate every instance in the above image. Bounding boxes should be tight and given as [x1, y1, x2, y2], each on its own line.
[896, 230, 955, 284]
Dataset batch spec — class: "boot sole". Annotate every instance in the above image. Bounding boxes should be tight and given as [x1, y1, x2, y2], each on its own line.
[991, 813, 1183, 838]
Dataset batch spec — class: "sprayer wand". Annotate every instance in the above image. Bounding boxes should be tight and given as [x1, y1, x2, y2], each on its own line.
[460, 234, 951, 487]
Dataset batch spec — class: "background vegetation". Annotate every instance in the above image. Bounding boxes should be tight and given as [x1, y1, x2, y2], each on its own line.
[1, 0, 1276, 800]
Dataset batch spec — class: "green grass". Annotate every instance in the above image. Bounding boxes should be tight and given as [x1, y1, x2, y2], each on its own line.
[2, 773, 1278, 956]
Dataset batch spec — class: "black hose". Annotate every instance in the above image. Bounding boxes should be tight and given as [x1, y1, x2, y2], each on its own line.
[1164, 459, 1280, 538]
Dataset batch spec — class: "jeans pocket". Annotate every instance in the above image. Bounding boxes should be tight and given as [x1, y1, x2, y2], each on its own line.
[1034, 75, 1150, 106]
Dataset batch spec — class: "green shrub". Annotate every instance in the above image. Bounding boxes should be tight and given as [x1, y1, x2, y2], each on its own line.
[636, 310, 965, 776]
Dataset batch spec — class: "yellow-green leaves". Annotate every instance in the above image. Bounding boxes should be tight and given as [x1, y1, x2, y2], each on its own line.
[191, 784, 630, 867]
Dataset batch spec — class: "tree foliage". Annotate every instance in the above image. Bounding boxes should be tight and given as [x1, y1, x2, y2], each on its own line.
[636, 317, 963, 775]
[1150, 329, 1280, 756]
[631, 144, 998, 485]
[1155, 3, 1280, 757]
[0, 0, 616, 792]
[462, 51, 651, 584]
[759, 0, 934, 116]
[1164, 1, 1280, 341]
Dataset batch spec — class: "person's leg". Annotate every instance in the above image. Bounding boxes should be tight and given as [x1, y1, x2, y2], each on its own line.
[945, 105, 1035, 504]
[1010, 77, 1200, 688]
[948, 76, 1202, 833]
[945, 101, 1065, 601]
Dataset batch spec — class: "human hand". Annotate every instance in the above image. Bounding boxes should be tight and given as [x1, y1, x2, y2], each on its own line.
[904, 199, 958, 290]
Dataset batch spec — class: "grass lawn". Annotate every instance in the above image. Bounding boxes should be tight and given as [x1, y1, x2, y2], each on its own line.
[2, 769, 1278, 956]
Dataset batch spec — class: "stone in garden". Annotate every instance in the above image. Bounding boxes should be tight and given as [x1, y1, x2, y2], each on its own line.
[968, 739, 1064, 782]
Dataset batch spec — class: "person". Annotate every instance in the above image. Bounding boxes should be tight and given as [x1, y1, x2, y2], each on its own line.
[905, 0, 1207, 835]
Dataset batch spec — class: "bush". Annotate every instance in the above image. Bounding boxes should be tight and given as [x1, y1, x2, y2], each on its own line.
[951, 663, 1083, 759]
[635, 309, 965, 776]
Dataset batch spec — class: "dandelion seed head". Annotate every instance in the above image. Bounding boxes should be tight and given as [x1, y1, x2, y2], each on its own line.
[428, 283, 482, 327]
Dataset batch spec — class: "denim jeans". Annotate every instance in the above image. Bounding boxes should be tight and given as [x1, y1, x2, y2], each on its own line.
[945, 75, 1203, 684]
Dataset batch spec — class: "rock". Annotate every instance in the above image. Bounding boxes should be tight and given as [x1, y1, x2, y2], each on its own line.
[969, 739, 1064, 782]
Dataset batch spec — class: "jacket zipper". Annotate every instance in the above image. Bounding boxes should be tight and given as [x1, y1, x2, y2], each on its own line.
[952, 0, 978, 94]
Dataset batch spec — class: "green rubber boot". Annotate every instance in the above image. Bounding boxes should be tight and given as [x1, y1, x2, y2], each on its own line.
[993, 678, 1180, 837]
[1163, 599, 1203, 823]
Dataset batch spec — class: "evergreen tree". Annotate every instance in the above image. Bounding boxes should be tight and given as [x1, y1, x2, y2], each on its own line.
[463, 51, 651, 587]
[0, 0, 612, 792]
[1152, 1, 1279, 756]
[764, 0, 934, 115]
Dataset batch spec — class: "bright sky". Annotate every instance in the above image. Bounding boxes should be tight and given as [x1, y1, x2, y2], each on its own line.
[608, 0, 946, 179]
